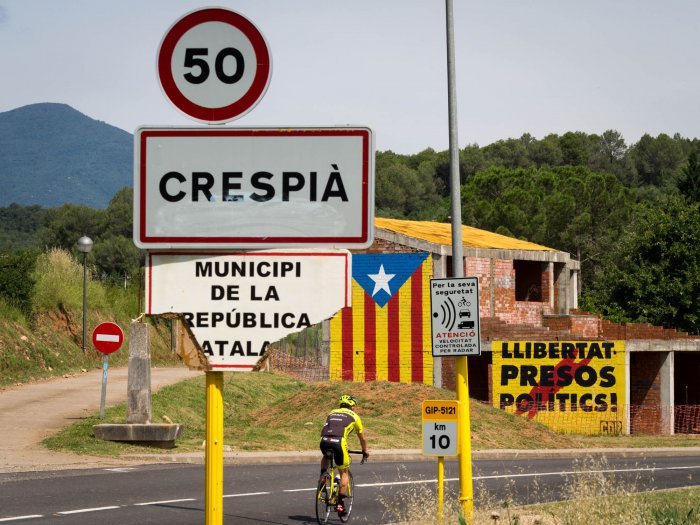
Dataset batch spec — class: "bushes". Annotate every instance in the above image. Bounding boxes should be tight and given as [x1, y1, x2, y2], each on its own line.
[0, 248, 39, 315]
[31, 248, 106, 315]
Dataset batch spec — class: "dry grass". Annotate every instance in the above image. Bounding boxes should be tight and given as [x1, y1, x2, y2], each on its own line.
[382, 455, 700, 524]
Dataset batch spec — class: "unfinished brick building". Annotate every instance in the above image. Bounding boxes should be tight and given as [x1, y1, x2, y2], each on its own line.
[322, 217, 700, 436]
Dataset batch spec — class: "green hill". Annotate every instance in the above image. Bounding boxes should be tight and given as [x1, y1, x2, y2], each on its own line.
[0, 103, 132, 208]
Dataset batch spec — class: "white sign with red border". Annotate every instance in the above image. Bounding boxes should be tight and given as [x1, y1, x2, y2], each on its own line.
[92, 322, 124, 355]
[133, 126, 374, 249]
[157, 7, 271, 123]
[146, 250, 352, 371]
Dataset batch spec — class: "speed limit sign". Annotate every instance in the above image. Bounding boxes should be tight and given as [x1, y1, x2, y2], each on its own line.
[157, 7, 272, 123]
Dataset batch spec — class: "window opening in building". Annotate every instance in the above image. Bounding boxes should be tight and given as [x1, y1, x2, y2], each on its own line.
[514, 260, 543, 302]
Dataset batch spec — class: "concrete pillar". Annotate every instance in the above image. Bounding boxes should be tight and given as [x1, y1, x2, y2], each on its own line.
[625, 347, 631, 435]
[554, 263, 569, 314]
[547, 262, 554, 311]
[660, 351, 675, 435]
[570, 269, 579, 310]
[126, 321, 152, 424]
[321, 320, 330, 368]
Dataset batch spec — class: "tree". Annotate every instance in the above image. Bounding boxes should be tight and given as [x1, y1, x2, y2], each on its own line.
[559, 131, 593, 166]
[375, 158, 443, 219]
[583, 196, 700, 334]
[630, 133, 686, 187]
[553, 167, 635, 283]
[0, 248, 39, 314]
[482, 138, 532, 169]
[39, 204, 103, 250]
[0, 204, 46, 250]
[102, 187, 133, 238]
[527, 134, 563, 167]
[588, 130, 635, 184]
[459, 166, 635, 286]
[91, 236, 141, 286]
[678, 151, 700, 202]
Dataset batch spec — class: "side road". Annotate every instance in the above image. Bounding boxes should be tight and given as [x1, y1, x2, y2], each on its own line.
[2, 368, 700, 474]
[0, 367, 200, 473]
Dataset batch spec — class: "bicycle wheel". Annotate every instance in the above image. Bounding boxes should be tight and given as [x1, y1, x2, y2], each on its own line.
[315, 474, 332, 525]
[339, 470, 353, 523]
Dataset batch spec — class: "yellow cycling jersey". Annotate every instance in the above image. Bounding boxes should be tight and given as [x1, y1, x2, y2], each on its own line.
[320, 408, 363, 440]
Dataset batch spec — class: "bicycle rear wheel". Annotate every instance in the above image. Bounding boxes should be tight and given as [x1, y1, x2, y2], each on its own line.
[315, 474, 331, 525]
[339, 471, 354, 523]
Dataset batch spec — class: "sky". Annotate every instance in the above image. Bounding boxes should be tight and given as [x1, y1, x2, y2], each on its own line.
[1, 0, 699, 154]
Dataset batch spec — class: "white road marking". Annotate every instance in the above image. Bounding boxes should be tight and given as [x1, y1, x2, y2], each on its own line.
[104, 467, 138, 472]
[134, 498, 196, 506]
[474, 464, 700, 480]
[356, 464, 700, 487]
[223, 492, 270, 498]
[57, 506, 120, 515]
[0, 517, 44, 522]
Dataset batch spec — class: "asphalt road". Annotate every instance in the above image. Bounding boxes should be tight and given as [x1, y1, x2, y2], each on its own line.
[2, 454, 700, 524]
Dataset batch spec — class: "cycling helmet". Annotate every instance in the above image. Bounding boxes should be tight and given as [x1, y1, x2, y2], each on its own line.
[338, 394, 357, 408]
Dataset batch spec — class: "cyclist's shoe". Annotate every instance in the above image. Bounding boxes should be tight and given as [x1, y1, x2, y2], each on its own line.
[336, 498, 345, 516]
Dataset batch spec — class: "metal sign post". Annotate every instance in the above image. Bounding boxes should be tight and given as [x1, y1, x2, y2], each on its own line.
[422, 400, 459, 522]
[444, 0, 474, 520]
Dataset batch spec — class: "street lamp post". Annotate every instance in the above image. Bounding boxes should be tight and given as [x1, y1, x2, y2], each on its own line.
[77, 236, 93, 353]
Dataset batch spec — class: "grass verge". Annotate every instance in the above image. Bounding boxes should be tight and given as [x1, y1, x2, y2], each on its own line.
[44, 371, 700, 456]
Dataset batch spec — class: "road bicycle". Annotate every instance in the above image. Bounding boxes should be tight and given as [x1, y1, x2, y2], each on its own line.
[315, 449, 367, 524]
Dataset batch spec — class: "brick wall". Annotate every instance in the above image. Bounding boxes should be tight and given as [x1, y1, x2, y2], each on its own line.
[466, 256, 553, 326]
[630, 353, 662, 434]
[549, 311, 696, 340]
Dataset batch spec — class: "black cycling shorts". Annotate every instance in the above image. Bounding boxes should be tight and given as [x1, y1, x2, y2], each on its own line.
[319, 436, 349, 469]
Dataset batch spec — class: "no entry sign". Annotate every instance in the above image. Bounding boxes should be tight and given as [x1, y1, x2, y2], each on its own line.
[92, 322, 124, 354]
[157, 7, 271, 123]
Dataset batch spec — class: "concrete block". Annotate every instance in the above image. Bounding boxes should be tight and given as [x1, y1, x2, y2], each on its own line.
[92, 423, 183, 449]
[127, 322, 152, 424]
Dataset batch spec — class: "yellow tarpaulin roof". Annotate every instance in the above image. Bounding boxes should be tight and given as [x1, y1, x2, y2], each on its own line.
[375, 217, 554, 251]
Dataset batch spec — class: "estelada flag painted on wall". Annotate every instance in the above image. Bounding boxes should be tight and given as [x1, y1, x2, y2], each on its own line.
[330, 253, 433, 384]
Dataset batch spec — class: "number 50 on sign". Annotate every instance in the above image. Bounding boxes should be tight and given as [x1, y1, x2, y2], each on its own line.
[422, 400, 458, 457]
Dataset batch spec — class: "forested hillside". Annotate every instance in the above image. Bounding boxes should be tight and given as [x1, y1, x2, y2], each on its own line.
[0, 103, 131, 208]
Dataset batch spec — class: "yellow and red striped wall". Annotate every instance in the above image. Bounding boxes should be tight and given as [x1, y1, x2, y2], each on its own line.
[329, 252, 433, 384]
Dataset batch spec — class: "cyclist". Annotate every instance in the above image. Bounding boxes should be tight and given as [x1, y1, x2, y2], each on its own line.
[319, 394, 369, 516]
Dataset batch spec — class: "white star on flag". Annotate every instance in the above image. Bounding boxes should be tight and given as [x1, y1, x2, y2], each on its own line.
[368, 264, 395, 297]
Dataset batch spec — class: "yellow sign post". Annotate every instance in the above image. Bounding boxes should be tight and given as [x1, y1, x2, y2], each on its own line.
[422, 400, 459, 522]
[429, 276, 479, 522]
[456, 358, 474, 521]
[205, 371, 224, 525]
